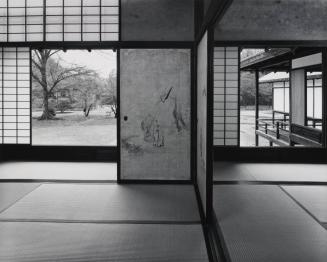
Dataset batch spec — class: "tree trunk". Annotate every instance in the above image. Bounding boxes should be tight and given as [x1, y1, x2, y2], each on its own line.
[38, 51, 56, 120]
[39, 91, 55, 120]
[83, 99, 92, 117]
[110, 104, 117, 118]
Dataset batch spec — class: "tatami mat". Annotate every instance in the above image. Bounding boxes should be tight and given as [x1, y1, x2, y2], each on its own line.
[214, 162, 327, 182]
[213, 185, 327, 262]
[0, 183, 40, 213]
[0, 222, 208, 262]
[213, 162, 255, 181]
[0, 184, 200, 222]
[0, 162, 117, 181]
[282, 185, 327, 224]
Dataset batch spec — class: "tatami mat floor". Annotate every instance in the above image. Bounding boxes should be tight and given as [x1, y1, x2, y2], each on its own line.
[0, 162, 117, 181]
[0, 182, 208, 262]
[213, 184, 327, 262]
[214, 162, 327, 182]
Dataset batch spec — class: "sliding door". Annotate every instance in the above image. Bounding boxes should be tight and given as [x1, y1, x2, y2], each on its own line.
[120, 49, 191, 180]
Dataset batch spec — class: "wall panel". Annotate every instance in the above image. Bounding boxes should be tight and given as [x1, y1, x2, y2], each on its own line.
[213, 47, 239, 146]
[215, 0, 327, 41]
[121, 0, 193, 41]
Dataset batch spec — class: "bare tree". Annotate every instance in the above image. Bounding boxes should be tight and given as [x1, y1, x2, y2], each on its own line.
[105, 70, 117, 118]
[71, 76, 101, 117]
[31, 49, 92, 120]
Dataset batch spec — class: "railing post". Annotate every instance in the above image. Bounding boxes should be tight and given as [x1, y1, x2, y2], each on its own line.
[265, 123, 268, 134]
[272, 111, 275, 125]
[255, 119, 259, 146]
[276, 121, 280, 139]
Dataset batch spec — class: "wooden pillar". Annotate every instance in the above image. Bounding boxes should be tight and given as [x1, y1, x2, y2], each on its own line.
[290, 69, 306, 126]
[322, 48, 327, 148]
[255, 69, 259, 146]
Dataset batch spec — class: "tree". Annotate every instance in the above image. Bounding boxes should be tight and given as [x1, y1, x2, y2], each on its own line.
[31, 49, 92, 120]
[70, 75, 101, 117]
[104, 70, 117, 118]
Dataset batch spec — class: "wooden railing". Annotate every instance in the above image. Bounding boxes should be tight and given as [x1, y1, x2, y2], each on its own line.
[272, 111, 289, 125]
[290, 124, 323, 147]
[256, 118, 290, 146]
[306, 117, 322, 128]
[255, 117, 323, 147]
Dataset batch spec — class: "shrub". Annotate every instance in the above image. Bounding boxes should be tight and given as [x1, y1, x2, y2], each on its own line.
[56, 100, 72, 113]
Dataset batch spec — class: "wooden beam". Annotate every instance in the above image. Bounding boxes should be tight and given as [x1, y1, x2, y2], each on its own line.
[196, 0, 233, 44]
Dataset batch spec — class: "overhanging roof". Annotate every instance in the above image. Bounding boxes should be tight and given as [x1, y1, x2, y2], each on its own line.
[241, 48, 322, 72]
[259, 72, 322, 84]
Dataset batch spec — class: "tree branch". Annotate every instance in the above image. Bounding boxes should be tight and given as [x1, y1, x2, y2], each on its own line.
[31, 72, 46, 90]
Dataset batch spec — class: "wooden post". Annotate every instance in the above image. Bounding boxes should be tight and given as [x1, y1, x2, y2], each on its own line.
[322, 48, 327, 148]
[255, 69, 259, 146]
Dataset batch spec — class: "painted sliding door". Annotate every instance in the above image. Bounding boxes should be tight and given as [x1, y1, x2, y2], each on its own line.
[120, 49, 191, 180]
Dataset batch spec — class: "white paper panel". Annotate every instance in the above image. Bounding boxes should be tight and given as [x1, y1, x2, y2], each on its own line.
[83, 33, 100, 41]
[213, 46, 239, 146]
[306, 87, 314, 118]
[314, 87, 322, 119]
[273, 88, 284, 112]
[0, 0, 119, 42]
[285, 88, 290, 113]
[0, 47, 30, 144]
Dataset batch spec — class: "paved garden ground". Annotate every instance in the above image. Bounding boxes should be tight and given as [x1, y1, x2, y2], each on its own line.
[32, 107, 272, 147]
[32, 108, 117, 146]
[240, 109, 271, 147]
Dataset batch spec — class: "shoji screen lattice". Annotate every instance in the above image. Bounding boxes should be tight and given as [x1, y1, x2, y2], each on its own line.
[0, 47, 30, 144]
[213, 47, 239, 146]
[0, 0, 119, 42]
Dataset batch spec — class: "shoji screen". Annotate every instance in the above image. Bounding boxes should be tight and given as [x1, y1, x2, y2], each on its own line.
[307, 78, 322, 119]
[213, 47, 239, 146]
[0, 47, 30, 144]
[0, 0, 119, 42]
[273, 81, 289, 113]
[27, 0, 44, 41]
[46, 0, 64, 41]
[101, 0, 119, 41]
[0, 0, 44, 42]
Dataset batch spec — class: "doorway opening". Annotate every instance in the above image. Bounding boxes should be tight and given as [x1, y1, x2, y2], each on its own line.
[31, 49, 117, 147]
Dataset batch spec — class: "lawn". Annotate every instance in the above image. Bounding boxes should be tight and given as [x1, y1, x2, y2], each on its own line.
[32, 108, 117, 146]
